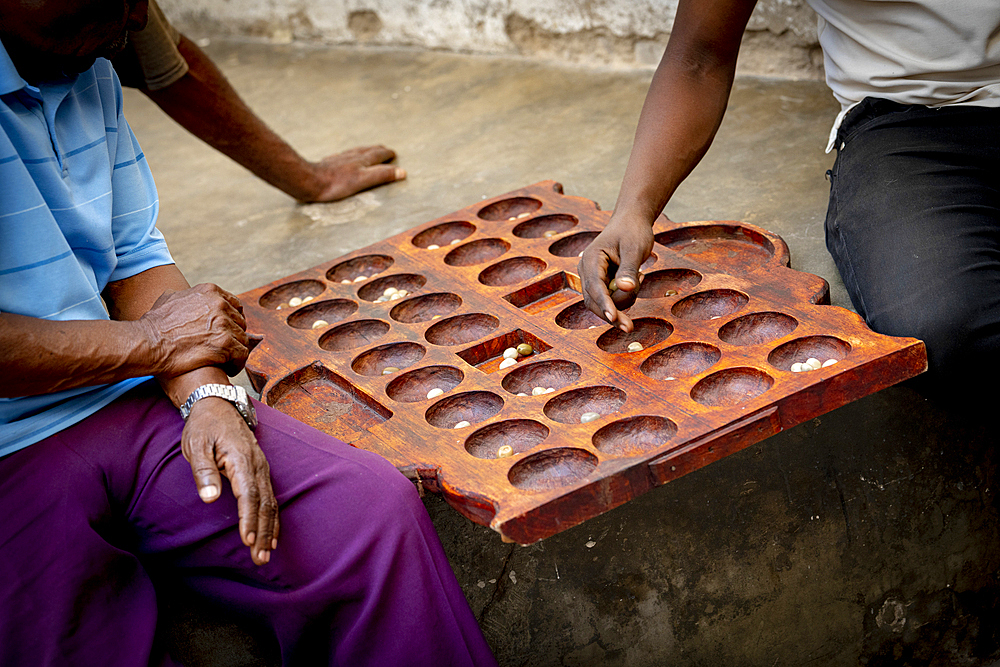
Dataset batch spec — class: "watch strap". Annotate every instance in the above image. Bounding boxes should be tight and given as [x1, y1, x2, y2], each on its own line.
[179, 384, 257, 430]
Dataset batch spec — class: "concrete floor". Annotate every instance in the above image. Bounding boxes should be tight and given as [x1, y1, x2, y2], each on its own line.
[126, 41, 1000, 667]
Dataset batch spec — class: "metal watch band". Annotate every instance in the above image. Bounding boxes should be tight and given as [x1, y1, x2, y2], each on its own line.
[179, 384, 257, 430]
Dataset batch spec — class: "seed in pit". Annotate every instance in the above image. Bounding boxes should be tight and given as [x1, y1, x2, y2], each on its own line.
[627, 342, 644, 352]
[498, 357, 517, 370]
[341, 279, 352, 285]
[545, 387, 555, 394]
[288, 297, 303, 307]
[389, 293, 403, 301]
[311, 319, 328, 329]
[497, 445, 513, 458]
[397, 289, 408, 297]
[503, 347, 518, 360]
[542, 230, 556, 239]
[431, 315, 441, 320]
[382, 367, 400, 375]
[516, 343, 533, 357]
[531, 387, 546, 396]
[710, 316, 720, 320]
[375, 296, 388, 303]
[426, 388, 444, 399]
[665, 376, 675, 381]
[276, 304, 284, 310]
[454, 420, 471, 429]
[516, 392, 528, 397]
[580, 412, 600, 424]
[806, 357, 823, 370]
[516, 212, 531, 219]
[588, 325, 596, 329]
[354, 275, 367, 282]
[508, 216, 517, 221]
[608, 279, 617, 292]
[383, 287, 398, 297]
[665, 290, 678, 296]
[822, 359, 838, 367]
[302, 296, 314, 303]
[450, 239, 461, 245]
[578, 251, 584, 257]
[790, 362, 805, 373]
[427, 244, 440, 250]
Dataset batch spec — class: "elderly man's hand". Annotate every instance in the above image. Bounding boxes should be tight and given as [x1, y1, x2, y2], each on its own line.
[578, 212, 655, 333]
[138, 283, 250, 377]
[300, 145, 406, 203]
[182, 396, 278, 565]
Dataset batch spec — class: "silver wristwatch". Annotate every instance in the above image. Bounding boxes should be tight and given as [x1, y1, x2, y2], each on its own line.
[179, 384, 258, 430]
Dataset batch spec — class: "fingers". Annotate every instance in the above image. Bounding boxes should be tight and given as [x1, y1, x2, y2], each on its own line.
[182, 422, 224, 505]
[357, 145, 396, 165]
[359, 164, 406, 192]
[579, 244, 628, 330]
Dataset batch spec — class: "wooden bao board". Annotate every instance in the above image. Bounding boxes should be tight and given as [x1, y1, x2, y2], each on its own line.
[239, 181, 927, 545]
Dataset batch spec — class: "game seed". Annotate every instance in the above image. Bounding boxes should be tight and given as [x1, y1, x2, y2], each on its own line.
[531, 387, 546, 396]
[427, 244, 440, 250]
[580, 412, 600, 424]
[543, 230, 556, 238]
[426, 388, 444, 399]
[608, 279, 617, 292]
[497, 445, 513, 458]
[503, 347, 518, 359]
[517, 212, 531, 219]
[450, 239, 461, 245]
[499, 358, 517, 370]
[354, 275, 366, 282]
[288, 297, 302, 307]
[454, 420, 471, 429]
[312, 320, 328, 329]
[627, 342, 644, 352]
[806, 358, 823, 370]
[823, 359, 838, 367]
[341, 279, 351, 285]
[516, 343, 533, 356]
[382, 367, 400, 375]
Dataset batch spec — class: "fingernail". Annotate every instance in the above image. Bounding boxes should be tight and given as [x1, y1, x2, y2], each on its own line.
[604, 311, 614, 323]
[620, 324, 629, 332]
[272, 538, 278, 550]
[258, 549, 269, 563]
[395, 167, 407, 180]
[199, 485, 219, 501]
[247, 532, 256, 545]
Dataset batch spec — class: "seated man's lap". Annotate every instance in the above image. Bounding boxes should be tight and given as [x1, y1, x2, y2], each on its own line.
[824, 101, 1000, 393]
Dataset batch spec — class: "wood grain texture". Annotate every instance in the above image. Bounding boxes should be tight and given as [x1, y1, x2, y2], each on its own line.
[239, 181, 927, 544]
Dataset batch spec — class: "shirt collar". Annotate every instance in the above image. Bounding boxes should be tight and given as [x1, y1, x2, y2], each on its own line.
[0, 37, 29, 96]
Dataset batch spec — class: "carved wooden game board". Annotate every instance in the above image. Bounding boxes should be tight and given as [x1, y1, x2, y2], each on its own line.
[239, 181, 926, 544]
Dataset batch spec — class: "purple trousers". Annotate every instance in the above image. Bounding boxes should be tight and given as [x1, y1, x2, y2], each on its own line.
[0, 380, 497, 667]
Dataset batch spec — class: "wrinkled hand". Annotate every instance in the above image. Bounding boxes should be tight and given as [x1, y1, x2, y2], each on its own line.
[579, 213, 655, 333]
[139, 283, 250, 377]
[301, 145, 406, 203]
[182, 397, 278, 565]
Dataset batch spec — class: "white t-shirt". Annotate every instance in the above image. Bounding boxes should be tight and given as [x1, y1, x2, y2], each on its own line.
[806, 0, 1000, 150]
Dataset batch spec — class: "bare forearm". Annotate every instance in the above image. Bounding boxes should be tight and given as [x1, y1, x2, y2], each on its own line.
[145, 35, 321, 200]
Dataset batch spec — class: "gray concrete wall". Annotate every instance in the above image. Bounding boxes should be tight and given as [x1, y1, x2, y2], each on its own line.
[159, 0, 824, 78]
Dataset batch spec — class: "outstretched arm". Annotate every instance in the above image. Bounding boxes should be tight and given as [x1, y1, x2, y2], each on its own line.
[143, 34, 405, 202]
[579, 0, 758, 331]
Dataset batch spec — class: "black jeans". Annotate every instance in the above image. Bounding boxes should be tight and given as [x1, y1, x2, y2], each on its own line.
[825, 98, 1000, 401]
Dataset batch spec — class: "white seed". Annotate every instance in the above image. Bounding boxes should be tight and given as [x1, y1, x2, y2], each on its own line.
[312, 319, 328, 329]
[426, 388, 444, 399]
[710, 316, 720, 320]
[806, 357, 823, 370]
[427, 244, 440, 250]
[516, 343, 533, 357]
[276, 304, 284, 310]
[503, 347, 519, 359]
[516, 392, 528, 397]
[450, 239, 461, 245]
[543, 230, 556, 238]
[497, 445, 513, 458]
[288, 297, 303, 307]
[341, 279, 352, 285]
[578, 251, 584, 257]
[822, 359, 838, 367]
[383, 287, 398, 297]
[375, 296, 388, 303]
[665, 376, 675, 381]
[382, 367, 400, 375]
[532, 387, 546, 396]
[499, 358, 517, 370]
[454, 420, 471, 429]
[588, 325, 596, 329]
[397, 290, 408, 297]
[545, 387, 555, 394]
[790, 362, 805, 373]
[627, 342, 644, 352]
[302, 296, 313, 303]
[517, 212, 531, 219]
[508, 216, 517, 221]
[389, 293, 403, 301]
[580, 412, 600, 424]
[431, 315, 441, 320]
[354, 275, 367, 282]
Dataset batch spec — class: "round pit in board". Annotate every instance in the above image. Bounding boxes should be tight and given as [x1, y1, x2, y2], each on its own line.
[326, 254, 394, 284]
[671, 288, 749, 320]
[412, 220, 476, 249]
[285, 298, 358, 330]
[507, 448, 599, 492]
[443, 238, 511, 267]
[596, 318, 672, 354]
[425, 391, 504, 429]
[318, 319, 391, 352]
[478, 256, 547, 287]
[259, 279, 325, 310]
[464, 419, 550, 460]
[502, 359, 581, 396]
[351, 341, 426, 377]
[767, 335, 851, 372]
[389, 292, 462, 324]
[543, 386, 626, 425]
[690, 367, 774, 407]
[636, 268, 702, 299]
[511, 214, 578, 239]
[654, 224, 777, 273]
[718, 311, 798, 347]
[555, 301, 608, 330]
[592, 416, 678, 457]
[477, 196, 543, 221]
[424, 313, 500, 346]
[385, 365, 464, 403]
[548, 231, 599, 258]
[357, 274, 427, 303]
[640, 342, 722, 380]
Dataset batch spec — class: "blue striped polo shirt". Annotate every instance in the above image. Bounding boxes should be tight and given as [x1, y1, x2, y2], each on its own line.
[1, 39, 175, 458]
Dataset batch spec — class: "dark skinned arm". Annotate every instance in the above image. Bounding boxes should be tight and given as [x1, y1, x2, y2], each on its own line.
[142, 34, 405, 203]
[579, 0, 759, 331]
